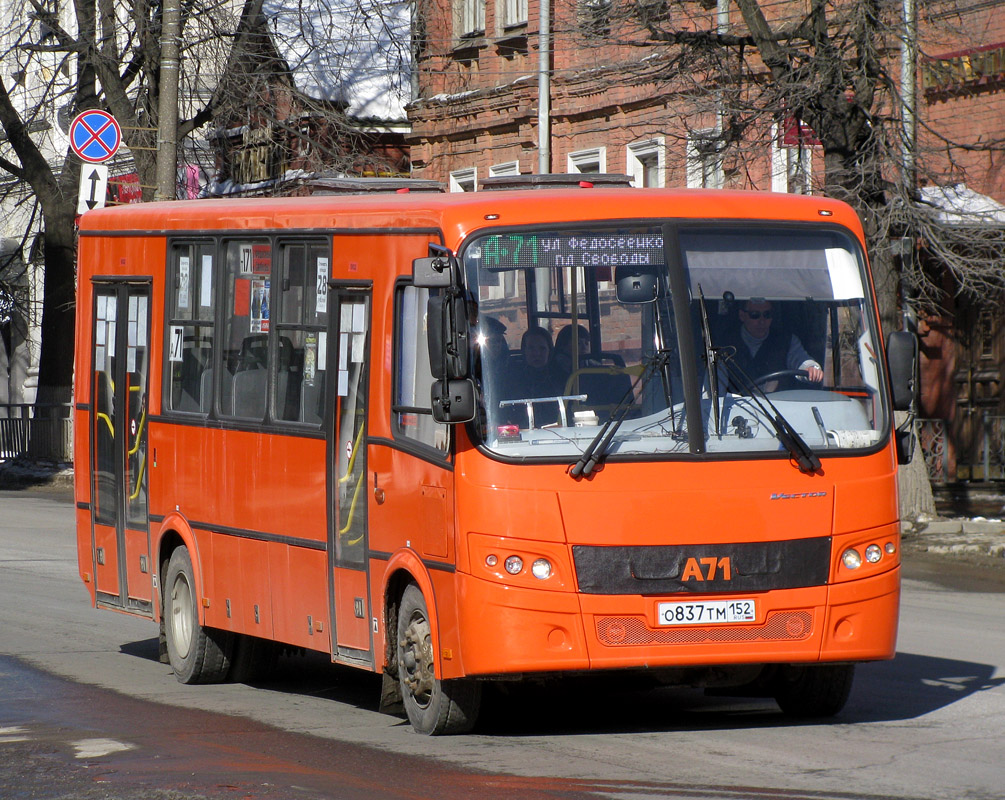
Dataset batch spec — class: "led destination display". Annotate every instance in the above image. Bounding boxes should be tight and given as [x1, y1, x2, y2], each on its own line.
[473, 230, 665, 270]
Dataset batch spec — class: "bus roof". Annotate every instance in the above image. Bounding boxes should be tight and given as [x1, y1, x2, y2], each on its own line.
[77, 188, 865, 245]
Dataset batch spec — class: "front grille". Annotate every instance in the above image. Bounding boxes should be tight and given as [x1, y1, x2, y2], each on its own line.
[595, 610, 813, 646]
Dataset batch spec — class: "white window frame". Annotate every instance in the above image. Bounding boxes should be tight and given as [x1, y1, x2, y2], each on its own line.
[626, 138, 665, 188]
[685, 129, 723, 189]
[503, 0, 528, 27]
[489, 161, 521, 177]
[567, 147, 607, 174]
[449, 167, 477, 192]
[771, 122, 813, 194]
[458, 0, 486, 36]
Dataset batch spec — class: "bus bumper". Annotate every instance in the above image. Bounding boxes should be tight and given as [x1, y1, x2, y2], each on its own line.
[454, 566, 899, 677]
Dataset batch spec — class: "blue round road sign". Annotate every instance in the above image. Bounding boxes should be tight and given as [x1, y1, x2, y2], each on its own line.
[69, 110, 121, 163]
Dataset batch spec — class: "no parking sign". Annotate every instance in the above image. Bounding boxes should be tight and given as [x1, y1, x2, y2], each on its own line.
[69, 110, 121, 163]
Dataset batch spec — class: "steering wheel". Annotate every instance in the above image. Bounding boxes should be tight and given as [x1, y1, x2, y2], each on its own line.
[753, 369, 810, 388]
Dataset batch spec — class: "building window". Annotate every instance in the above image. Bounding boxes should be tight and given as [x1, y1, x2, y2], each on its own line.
[489, 161, 521, 177]
[626, 139, 665, 187]
[458, 0, 486, 36]
[449, 167, 477, 192]
[503, 0, 527, 27]
[568, 147, 606, 174]
[771, 122, 812, 194]
[685, 129, 723, 189]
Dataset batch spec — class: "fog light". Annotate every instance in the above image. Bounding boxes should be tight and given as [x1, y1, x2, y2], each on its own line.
[885, 542, 897, 555]
[865, 544, 883, 563]
[531, 559, 552, 580]
[504, 555, 524, 575]
[485, 554, 498, 567]
[842, 548, 862, 569]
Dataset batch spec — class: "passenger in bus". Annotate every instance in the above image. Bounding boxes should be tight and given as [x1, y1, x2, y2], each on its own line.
[721, 300, 823, 392]
[499, 326, 567, 427]
[552, 323, 593, 375]
[553, 323, 632, 412]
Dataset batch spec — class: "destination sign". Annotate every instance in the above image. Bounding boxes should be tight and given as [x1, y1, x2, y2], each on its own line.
[470, 230, 665, 270]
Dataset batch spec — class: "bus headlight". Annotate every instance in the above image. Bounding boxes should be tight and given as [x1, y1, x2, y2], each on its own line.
[504, 555, 524, 575]
[842, 548, 862, 569]
[531, 559, 552, 580]
[865, 544, 883, 563]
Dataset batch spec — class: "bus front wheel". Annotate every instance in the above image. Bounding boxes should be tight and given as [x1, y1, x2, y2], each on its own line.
[164, 547, 233, 684]
[773, 663, 855, 718]
[396, 584, 481, 734]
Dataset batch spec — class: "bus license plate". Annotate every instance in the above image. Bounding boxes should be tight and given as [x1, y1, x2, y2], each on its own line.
[656, 599, 757, 626]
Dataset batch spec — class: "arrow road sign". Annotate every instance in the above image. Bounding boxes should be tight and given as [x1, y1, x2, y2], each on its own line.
[77, 164, 109, 215]
[69, 110, 122, 163]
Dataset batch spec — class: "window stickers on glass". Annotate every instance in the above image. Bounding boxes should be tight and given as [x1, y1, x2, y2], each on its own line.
[251, 279, 270, 332]
[178, 257, 191, 309]
[316, 257, 329, 313]
[169, 325, 184, 362]
[201, 255, 213, 307]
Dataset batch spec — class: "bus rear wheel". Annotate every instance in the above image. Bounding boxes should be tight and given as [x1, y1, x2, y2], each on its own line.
[164, 547, 233, 684]
[773, 663, 855, 718]
[396, 584, 481, 734]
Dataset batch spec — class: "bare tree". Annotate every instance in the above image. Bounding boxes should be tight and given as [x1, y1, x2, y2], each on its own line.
[0, 0, 410, 411]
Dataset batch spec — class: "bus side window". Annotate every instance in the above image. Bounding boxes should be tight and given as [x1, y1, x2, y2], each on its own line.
[393, 284, 448, 452]
[275, 241, 329, 425]
[166, 242, 215, 414]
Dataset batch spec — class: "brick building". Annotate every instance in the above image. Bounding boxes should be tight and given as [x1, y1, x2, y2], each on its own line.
[408, 0, 1005, 484]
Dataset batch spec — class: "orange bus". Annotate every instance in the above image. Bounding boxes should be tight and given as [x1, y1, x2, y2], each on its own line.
[74, 183, 917, 734]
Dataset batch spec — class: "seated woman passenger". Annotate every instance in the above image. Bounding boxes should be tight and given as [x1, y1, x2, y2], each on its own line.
[553, 323, 593, 377]
[500, 327, 566, 427]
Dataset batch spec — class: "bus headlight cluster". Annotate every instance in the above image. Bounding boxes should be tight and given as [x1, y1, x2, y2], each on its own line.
[486, 553, 553, 580]
[842, 540, 897, 570]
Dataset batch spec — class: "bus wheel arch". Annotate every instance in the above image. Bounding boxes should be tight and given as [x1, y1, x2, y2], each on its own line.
[395, 582, 481, 734]
[156, 525, 234, 685]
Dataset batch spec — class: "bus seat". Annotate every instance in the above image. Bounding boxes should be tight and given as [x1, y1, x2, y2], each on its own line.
[300, 377, 324, 424]
[232, 367, 267, 418]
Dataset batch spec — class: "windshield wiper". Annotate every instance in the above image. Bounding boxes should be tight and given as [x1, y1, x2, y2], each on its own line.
[570, 350, 671, 479]
[718, 357, 822, 474]
[696, 284, 721, 437]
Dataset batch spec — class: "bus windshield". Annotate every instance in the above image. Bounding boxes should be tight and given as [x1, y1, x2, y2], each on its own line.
[463, 223, 888, 461]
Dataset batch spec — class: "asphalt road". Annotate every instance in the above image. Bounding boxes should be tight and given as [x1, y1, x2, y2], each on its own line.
[1, 488, 1003, 800]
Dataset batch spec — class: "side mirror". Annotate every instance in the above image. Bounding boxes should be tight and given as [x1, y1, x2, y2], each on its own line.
[413, 256, 453, 288]
[431, 379, 476, 423]
[895, 425, 916, 465]
[426, 293, 469, 380]
[886, 330, 919, 411]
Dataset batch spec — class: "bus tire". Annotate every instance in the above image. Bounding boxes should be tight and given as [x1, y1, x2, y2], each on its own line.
[396, 583, 481, 734]
[229, 634, 279, 684]
[773, 663, 855, 718]
[164, 547, 233, 684]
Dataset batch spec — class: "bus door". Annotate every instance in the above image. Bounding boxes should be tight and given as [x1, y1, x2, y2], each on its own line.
[326, 284, 374, 666]
[89, 280, 152, 614]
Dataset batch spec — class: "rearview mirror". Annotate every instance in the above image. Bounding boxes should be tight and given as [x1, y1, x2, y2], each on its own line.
[413, 256, 453, 288]
[615, 265, 660, 303]
[431, 379, 476, 423]
[886, 330, 919, 411]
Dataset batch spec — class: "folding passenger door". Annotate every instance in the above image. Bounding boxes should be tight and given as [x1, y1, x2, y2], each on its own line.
[89, 279, 153, 614]
[326, 283, 374, 666]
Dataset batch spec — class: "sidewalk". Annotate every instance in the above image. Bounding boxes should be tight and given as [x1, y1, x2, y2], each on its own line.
[902, 515, 1005, 561]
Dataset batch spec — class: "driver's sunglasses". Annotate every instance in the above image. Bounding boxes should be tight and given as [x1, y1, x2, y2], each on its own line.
[745, 311, 772, 320]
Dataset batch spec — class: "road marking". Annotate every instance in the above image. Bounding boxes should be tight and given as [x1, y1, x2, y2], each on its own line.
[72, 738, 136, 758]
[0, 725, 30, 743]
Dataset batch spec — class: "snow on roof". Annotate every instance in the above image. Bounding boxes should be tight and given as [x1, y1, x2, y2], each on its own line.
[263, 0, 411, 123]
[919, 184, 1005, 227]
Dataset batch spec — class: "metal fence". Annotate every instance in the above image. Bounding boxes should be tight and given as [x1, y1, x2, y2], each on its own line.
[917, 414, 1005, 484]
[0, 403, 73, 463]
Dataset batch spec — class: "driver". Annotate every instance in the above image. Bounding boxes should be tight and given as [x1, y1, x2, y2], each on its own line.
[722, 300, 823, 392]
